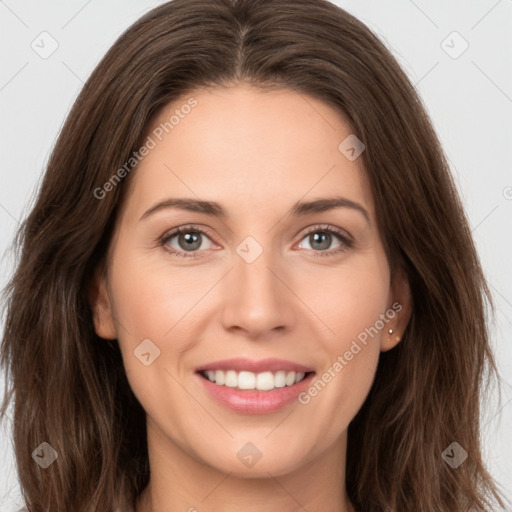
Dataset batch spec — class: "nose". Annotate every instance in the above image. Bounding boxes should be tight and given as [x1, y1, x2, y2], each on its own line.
[220, 239, 296, 339]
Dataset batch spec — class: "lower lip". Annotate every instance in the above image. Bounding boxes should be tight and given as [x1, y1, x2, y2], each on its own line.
[196, 372, 315, 415]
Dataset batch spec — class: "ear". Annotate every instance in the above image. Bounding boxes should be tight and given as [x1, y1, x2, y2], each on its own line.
[87, 266, 118, 340]
[380, 268, 412, 352]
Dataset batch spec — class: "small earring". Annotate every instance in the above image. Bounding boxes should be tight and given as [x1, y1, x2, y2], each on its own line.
[388, 329, 394, 334]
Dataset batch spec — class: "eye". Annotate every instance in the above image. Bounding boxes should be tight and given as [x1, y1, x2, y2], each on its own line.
[159, 225, 216, 259]
[296, 224, 353, 257]
[159, 223, 353, 259]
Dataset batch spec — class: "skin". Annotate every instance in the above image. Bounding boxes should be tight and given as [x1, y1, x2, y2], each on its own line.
[89, 83, 411, 512]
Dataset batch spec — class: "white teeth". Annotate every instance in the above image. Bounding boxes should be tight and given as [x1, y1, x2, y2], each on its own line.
[215, 369, 225, 385]
[285, 371, 296, 386]
[256, 371, 274, 391]
[238, 371, 256, 389]
[224, 370, 238, 388]
[202, 369, 308, 390]
[274, 370, 286, 388]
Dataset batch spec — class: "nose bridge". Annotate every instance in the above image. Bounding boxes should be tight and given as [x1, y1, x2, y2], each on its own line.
[235, 233, 282, 306]
[221, 233, 294, 335]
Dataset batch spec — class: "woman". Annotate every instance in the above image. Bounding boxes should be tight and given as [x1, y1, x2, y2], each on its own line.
[1, 0, 509, 511]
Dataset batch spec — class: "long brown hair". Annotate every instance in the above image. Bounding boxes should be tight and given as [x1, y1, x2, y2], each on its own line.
[1, 1, 509, 510]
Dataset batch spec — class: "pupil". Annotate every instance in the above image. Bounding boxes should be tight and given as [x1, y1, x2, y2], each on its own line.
[180, 232, 201, 251]
[311, 232, 330, 250]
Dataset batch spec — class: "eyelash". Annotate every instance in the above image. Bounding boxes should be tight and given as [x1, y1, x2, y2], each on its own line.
[158, 223, 353, 259]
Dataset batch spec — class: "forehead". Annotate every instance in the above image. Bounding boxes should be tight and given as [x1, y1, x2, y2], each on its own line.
[121, 84, 373, 222]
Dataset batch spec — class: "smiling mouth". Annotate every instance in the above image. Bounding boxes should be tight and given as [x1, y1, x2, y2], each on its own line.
[198, 369, 314, 391]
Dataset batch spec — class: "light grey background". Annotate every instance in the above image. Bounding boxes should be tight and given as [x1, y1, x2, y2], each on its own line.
[1, 0, 511, 509]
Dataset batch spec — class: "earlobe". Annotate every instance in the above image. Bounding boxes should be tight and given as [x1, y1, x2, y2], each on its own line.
[381, 269, 412, 352]
[87, 268, 118, 340]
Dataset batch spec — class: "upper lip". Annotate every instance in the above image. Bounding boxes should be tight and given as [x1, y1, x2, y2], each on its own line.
[196, 357, 315, 374]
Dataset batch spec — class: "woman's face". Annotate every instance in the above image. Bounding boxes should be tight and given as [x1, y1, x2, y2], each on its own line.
[91, 84, 410, 479]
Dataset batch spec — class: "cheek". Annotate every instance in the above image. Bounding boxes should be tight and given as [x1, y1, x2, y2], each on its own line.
[105, 250, 205, 395]
[295, 255, 389, 424]
[295, 252, 390, 350]
[106, 251, 209, 437]
[108, 250, 207, 339]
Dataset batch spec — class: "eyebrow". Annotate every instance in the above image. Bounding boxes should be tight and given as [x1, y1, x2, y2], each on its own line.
[139, 196, 370, 224]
